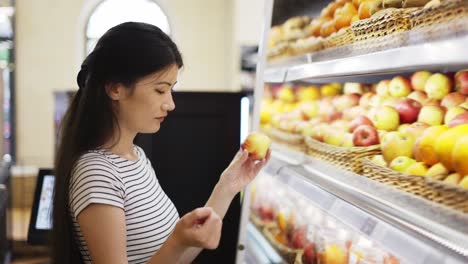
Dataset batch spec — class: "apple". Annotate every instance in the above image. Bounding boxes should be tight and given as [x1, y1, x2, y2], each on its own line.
[452, 135, 468, 176]
[297, 86, 321, 101]
[302, 242, 317, 264]
[405, 162, 428, 176]
[448, 112, 468, 128]
[424, 99, 442, 107]
[413, 125, 448, 165]
[390, 156, 416, 172]
[277, 86, 296, 102]
[444, 106, 466, 125]
[342, 133, 355, 147]
[334, 93, 360, 111]
[434, 124, 468, 171]
[398, 124, 411, 134]
[359, 92, 375, 108]
[291, 227, 307, 249]
[343, 106, 366, 121]
[381, 132, 415, 162]
[242, 132, 271, 160]
[373, 106, 400, 131]
[371, 155, 387, 167]
[455, 69, 468, 95]
[382, 97, 399, 108]
[389, 76, 412, 97]
[426, 163, 449, 177]
[408, 91, 429, 105]
[393, 98, 422, 124]
[411, 71, 432, 91]
[441, 92, 466, 108]
[349, 115, 374, 132]
[460, 101, 468, 110]
[405, 122, 430, 141]
[325, 130, 346, 146]
[444, 173, 462, 185]
[353, 125, 380, 146]
[376, 80, 391, 97]
[300, 101, 320, 120]
[321, 84, 340, 97]
[369, 95, 386, 108]
[258, 204, 275, 221]
[418, 105, 444, 126]
[425, 73, 452, 100]
[459, 176, 468, 189]
[344, 82, 366, 95]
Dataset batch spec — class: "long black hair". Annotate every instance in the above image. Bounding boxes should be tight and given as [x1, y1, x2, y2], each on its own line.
[52, 22, 183, 263]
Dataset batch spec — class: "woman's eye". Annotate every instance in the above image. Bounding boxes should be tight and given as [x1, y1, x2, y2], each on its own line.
[156, 89, 165, 94]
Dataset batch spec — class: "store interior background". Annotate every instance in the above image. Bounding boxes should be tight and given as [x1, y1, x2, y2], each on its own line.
[7, 0, 268, 262]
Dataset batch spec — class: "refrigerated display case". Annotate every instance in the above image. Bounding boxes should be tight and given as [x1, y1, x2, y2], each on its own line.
[236, 0, 468, 263]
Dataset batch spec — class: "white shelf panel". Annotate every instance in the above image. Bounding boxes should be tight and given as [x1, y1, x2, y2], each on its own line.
[264, 35, 468, 83]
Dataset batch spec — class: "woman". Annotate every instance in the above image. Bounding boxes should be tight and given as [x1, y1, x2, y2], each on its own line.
[52, 22, 270, 264]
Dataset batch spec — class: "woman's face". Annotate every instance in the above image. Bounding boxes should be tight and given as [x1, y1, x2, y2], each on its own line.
[110, 64, 178, 134]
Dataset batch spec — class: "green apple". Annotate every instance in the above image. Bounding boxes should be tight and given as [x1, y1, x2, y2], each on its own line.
[425, 73, 452, 100]
[390, 156, 416, 172]
[381, 131, 415, 162]
[373, 106, 400, 131]
[418, 105, 444, 126]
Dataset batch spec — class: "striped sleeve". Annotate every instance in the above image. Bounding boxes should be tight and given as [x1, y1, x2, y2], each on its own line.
[69, 155, 125, 218]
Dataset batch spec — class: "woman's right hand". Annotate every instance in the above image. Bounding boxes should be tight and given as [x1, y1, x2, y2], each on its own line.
[172, 207, 222, 250]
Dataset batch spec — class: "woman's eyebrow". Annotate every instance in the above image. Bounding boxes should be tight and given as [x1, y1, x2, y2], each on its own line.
[155, 81, 177, 86]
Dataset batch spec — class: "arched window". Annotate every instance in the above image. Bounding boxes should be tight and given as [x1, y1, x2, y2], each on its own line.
[85, 0, 170, 54]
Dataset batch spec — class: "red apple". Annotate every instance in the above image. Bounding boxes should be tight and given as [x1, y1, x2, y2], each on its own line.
[411, 71, 432, 91]
[393, 98, 422, 124]
[425, 73, 452, 100]
[353, 125, 380, 146]
[441, 92, 466, 108]
[349, 115, 374, 132]
[418, 105, 445, 126]
[448, 112, 468, 128]
[455, 69, 468, 95]
[389, 76, 412, 97]
[242, 132, 271, 159]
[258, 204, 275, 221]
[302, 242, 317, 264]
[376, 80, 391, 97]
[290, 227, 307, 249]
[408, 91, 429, 105]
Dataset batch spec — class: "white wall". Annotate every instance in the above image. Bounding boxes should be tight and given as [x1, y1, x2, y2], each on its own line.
[235, 0, 266, 46]
[16, 0, 239, 166]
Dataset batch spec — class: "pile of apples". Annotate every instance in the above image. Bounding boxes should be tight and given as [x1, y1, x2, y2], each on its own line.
[367, 70, 468, 189]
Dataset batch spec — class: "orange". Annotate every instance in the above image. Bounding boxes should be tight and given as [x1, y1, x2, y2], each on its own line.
[452, 135, 468, 176]
[414, 125, 448, 165]
[435, 124, 468, 171]
[320, 20, 337, 37]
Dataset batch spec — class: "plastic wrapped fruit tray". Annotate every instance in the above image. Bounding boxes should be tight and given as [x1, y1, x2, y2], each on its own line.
[265, 128, 306, 153]
[323, 27, 355, 49]
[361, 157, 468, 213]
[263, 225, 303, 264]
[249, 213, 276, 230]
[304, 136, 381, 174]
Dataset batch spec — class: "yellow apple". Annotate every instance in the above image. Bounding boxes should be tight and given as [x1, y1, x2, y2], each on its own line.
[242, 132, 271, 160]
[426, 163, 449, 177]
[459, 176, 468, 189]
[260, 110, 273, 124]
[299, 101, 319, 119]
[425, 73, 452, 100]
[381, 132, 415, 162]
[277, 86, 296, 102]
[297, 86, 321, 101]
[373, 106, 400, 131]
[390, 156, 416, 172]
[404, 162, 428, 176]
[444, 173, 462, 185]
[414, 125, 448, 166]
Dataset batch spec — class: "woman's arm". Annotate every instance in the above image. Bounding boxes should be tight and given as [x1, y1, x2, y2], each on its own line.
[78, 204, 222, 264]
[177, 149, 271, 262]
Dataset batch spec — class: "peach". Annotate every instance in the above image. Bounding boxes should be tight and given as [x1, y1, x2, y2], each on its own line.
[242, 132, 271, 160]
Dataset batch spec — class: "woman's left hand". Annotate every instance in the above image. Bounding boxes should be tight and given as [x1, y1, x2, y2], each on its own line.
[219, 148, 271, 196]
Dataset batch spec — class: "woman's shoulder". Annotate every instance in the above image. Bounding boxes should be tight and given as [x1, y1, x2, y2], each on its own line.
[72, 151, 121, 180]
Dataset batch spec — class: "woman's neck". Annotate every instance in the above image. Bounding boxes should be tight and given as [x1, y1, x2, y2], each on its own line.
[102, 126, 138, 160]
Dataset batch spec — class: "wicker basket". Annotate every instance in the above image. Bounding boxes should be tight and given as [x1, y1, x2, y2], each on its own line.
[351, 8, 412, 42]
[304, 136, 381, 174]
[324, 27, 355, 49]
[266, 127, 306, 152]
[408, 0, 468, 43]
[361, 157, 468, 213]
[290, 37, 324, 56]
[263, 226, 303, 263]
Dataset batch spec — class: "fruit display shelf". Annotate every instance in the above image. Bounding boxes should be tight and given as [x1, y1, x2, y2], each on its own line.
[245, 223, 284, 264]
[263, 35, 468, 83]
[261, 143, 468, 263]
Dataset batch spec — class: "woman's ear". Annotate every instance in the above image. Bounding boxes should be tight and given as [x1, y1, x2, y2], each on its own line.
[105, 83, 125, 100]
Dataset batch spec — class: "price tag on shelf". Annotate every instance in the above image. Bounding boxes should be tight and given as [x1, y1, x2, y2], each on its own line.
[361, 217, 378, 236]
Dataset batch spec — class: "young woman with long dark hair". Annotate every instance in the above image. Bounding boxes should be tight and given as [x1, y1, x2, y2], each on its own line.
[52, 22, 269, 264]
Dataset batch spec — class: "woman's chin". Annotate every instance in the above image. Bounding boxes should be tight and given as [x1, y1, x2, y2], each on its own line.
[140, 124, 160, 134]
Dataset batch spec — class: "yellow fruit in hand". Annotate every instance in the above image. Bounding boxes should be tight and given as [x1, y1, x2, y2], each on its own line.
[444, 173, 462, 185]
[452, 135, 468, 176]
[426, 163, 449, 177]
[435, 124, 468, 171]
[242, 132, 271, 160]
[459, 176, 468, 189]
[404, 162, 428, 176]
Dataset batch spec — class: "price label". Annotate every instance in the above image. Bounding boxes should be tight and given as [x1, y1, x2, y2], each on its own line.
[361, 217, 378, 236]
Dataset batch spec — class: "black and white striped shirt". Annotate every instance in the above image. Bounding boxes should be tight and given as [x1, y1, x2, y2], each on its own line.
[69, 145, 179, 264]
